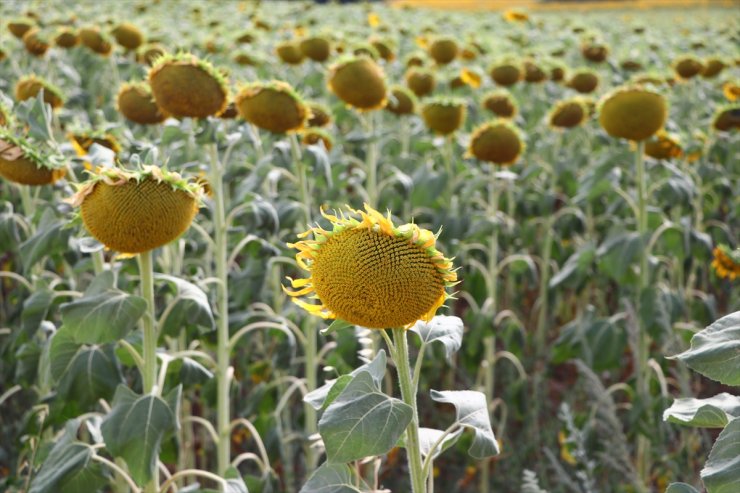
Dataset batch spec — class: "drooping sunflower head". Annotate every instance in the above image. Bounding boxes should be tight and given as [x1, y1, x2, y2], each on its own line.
[548, 98, 588, 129]
[54, 27, 79, 48]
[644, 130, 683, 160]
[117, 81, 169, 125]
[385, 85, 418, 117]
[489, 59, 522, 87]
[482, 89, 518, 119]
[276, 40, 305, 65]
[22, 28, 50, 57]
[523, 59, 547, 84]
[711, 245, 740, 281]
[67, 165, 202, 255]
[327, 55, 387, 111]
[598, 85, 667, 141]
[148, 52, 229, 119]
[8, 17, 35, 39]
[15, 75, 64, 110]
[428, 36, 458, 65]
[711, 103, 740, 133]
[0, 131, 66, 186]
[467, 119, 525, 165]
[405, 51, 426, 68]
[301, 127, 333, 151]
[620, 58, 644, 72]
[673, 55, 704, 80]
[352, 43, 380, 61]
[370, 37, 395, 62]
[723, 80, 740, 102]
[111, 22, 145, 51]
[701, 57, 727, 79]
[69, 130, 122, 159]
[137, 43, 167, 66]
[299, 36, 332, 62]
[79, 26, 113, 56]
[421, 96, 466, 135]
[580, 42, 609, 63]
[283, 204, 457, 329]
[235, 80, 309, 134]
[405, 67, 436, 97]
[549, 62, 567, 83]
[567, 69, 599, 94]
[306, 102, 333, 128]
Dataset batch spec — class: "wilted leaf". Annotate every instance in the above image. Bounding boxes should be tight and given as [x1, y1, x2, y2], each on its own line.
[430, 390, 499, 459]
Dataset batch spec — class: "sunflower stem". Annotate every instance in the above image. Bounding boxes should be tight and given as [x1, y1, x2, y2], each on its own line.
[137, 249, 159, 493]
[400, 116, 411, 158]
[391, 328, 426, 493]
[208, 143, 232, 476]
[364, 112, 379, 208]
[535, 160, 558, 358]
[18, 185, 35, 230]
[443, 135, 454, 206]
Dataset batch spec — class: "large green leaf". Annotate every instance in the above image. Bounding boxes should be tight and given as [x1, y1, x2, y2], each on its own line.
[664, 393, 740, 428]
[549, 242, 596, 289]
[305, 350, 386, 411]
[409, 315, 464, 361]
[21, 287, 54, 337]
[156, 274, 214, 336]
[702, 418, 740, 493]
[29, 420, 93, 493]
[671, 311, 740, 386]
[61, 290, 146, 344]
[101, 385, 181, 484]
[552, 308, 626, 371]
[596, 232, 642, 284]
[429, 390, 499, 459]
[19, 208, 72, 272]
[299, 462, 361, 493]
[319, 371, 412, 463]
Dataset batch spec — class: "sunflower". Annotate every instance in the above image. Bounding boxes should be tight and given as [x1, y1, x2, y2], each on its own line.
[69, 131, 122, 169]
[301, 128, 333, 151]
[22, 28, 50, 57]
[283, 204, 457, 329]
[723, 80, 739, 102]
[306, 102, 333, 127]
[8, 17, 35, 39]
[581, 42, 609, 63]
[112, 22, 144, 51]
[711, 245, 740, 281]
[467, 120, 525, 165]
[137, 43, 166, 66]
[548, 99, 588, 129]
[385, 85, 417, 116]
[428, 37, 458, 65]
[489, 60, 522, 87]
[482, 90, 518, 119]
[598, 85, 667, 141]
[235, 81, 308, 134]
[54, 27, 79, 48]
[15, 75, 64, 109]
[701, 57, 727, 78]
[300, 36, 331, 62]
[405, 67, 435, 97]
[673, 56, 704, 80]
[79, 26, 113, 56]
[67, 165, 201, 255]
[117, 81, 169, 125]
[711, 104, 740, 132]
[328, 55, 387, 111]
[644, 130, 683, 160]
[567, 69, 599, 94]
[0, 131, 66, 186]
[421, 97, 466, 135]
[276, 40, 305, 65]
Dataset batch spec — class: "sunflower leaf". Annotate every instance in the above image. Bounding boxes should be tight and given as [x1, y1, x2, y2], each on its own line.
[299, 462, 361, 493]
[305, 350, 386, 410]
[410, 315, 464, 361]
[663, 393, 740, 428]
[430, 390, 499, 459]
[701, 418, 740, 493]
[665, 484, 700, 493]
[61, 290, 147, 344]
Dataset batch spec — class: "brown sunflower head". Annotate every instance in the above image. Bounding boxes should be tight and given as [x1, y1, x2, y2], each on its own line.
[301, 128, 333, 151]
[15, 75, 64, 109]
[489, 59, 522, 87]
[620, 59, 644, 72]
[548, 98, 588, 129]
[69, 130, 122, 158]
[7, 17, 35, 39]
[567, 69, 599, 94]
[0, 131, 66, 186]
[482, 89, 518, 119]
[137, 43, 167, 66]
[148, 53, 229, 119]
[300, 36, 332, 62]
[523, 59, 547, 84]
[54, 27, 79, 48]
[644, 130, 683, 160]
[549, 63, 567, 83]
[598, 85, 667, 141]
[68, 165, 202, 255]
[405, 51, 426, 68]
[370, 37, 395, 62]
[421, 97, 466, 135]
[581, 42, 609, 63]
[428, 36, 458, 65]
[112, 22, 145, 51]
[79, 26, 113, 56]
[385, 85, 418, 116]
[673, 55, 704, 80]
[117, 81, 168, 125]
[22, 28, 50, 57]
[328, 55, 387, 111]
[467, 119, 525, 165]
[306, 102, 333, 128]
[276, 40, 305, 65]
[405, 67, 436, 97]
[701, 57, 727, 79]
[235, 81, 308, 134]
[711, 104, 740, 133]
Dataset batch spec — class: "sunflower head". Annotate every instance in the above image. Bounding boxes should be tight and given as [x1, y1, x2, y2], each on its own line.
[405, 51, 426, 68]
[306, 102, 333, 128]
[276, 40, 305, 65]
[460, 44, 479, 61]
[620, 59, 643, 72]
[644, 130, 683, 160]
[523, 59, 547, 84]
[428, 36, 458, 65]
[117, 81, 168, 125]
[673, 55, 704, 80]
[370, 37, 395, 62]
[711, 103, 740, 133]
[137, 43, 167, 66]
[328, 55, 387, 111]
[548, 98, 588, 129]
[385, 85, 418, 117]
[421, 97, 466, 135]
[54, 27, 79, 48]
[567, 69, 599, 94]
[15, 75, 64, 109]
[299, 36, 332, 62]
[699, 57, 726, 79]
[69, 130, 122, 158]
[283, 204, 457, 329]
[489, 60, 522, 87]
[405, 67, 436, 97]
[148, 52, 229, 119]
[467, 119, 525, 165]
[68, 165, 201, 255]
[482, 89, 518, 119]
[711, 245, 740, 281]
[581, 42, 609, 63]
[723, 80, 739, 102]
[352, 43, 380, 61]
[22, 28, 50, 57]
[0, 131, 66, 186]
[8, 17, 35, 39]
[549, 63, 567, 83]
[301, 127, 333, 151]
[79, 26, 113, 56]
[235, 80, 308, 134]
[112, 22, 144, 51]
[598, 85, 667, 141]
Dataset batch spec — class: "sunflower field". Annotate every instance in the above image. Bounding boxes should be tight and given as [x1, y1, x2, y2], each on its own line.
[0, 1, 738, 492]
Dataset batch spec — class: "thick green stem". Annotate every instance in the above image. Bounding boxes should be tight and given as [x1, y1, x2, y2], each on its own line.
[137, 250, 158, 493]
[208, 144, 231, 476]
[92, 250, 105, 276]
[391, 328, 426, 493]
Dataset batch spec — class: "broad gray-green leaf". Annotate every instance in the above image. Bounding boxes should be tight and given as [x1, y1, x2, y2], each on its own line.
[299, 462, 361, 493]
[101, 385, 181, 484]
[321, 318, 353, 336]
[305, 350, 386, 410]
[664, 393, 740, 428]
[156, 274, 214, 335]
[549, 243, 596, 289]
[319, 371, 412, 463]
[671, 311, 740, 386]
[29, 420, 92, 493]
[701, 418, 740, 493]
[418, 427, 464, 459]
[666, 483, 700, 493]
[21, 287, 54, 336]
[84, 271, 115, 296]
[430, 390, 499, 459]
[61, 290, 146, 344]
[410, 315, 464, 361]
[20, 208, 72, 272]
